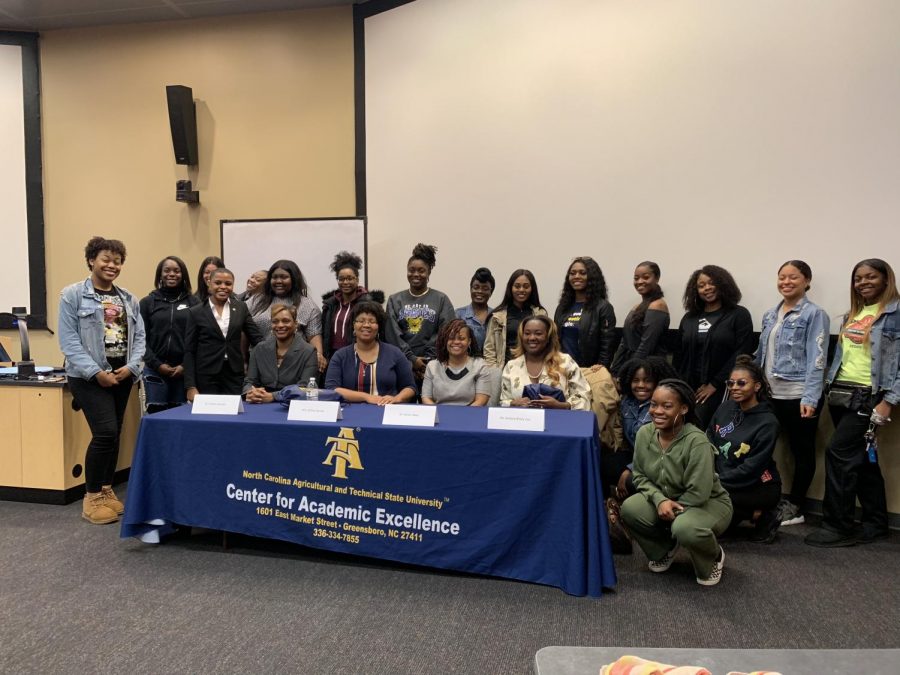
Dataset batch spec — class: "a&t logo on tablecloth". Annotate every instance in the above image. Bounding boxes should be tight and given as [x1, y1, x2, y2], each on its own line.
[322, 428, 364, 479]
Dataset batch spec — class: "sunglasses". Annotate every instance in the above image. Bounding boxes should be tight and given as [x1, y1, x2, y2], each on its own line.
[725, 379, 751, 388]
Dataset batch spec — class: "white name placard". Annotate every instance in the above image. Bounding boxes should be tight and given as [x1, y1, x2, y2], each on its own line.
[487, 407, 545, 432]
[287, 400, 341, 422]
[191, 394, 244, 415]
[381, 404, 438, 427]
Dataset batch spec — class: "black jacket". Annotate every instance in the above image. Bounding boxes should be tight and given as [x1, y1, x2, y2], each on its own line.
[708, 399, 781, 490]
[674, 305, 754, 390]
[139, 289, 200, 371]
[242, 333, 318, 395]
[553, 299, 616, 368]
[183, 297, 264, 390]
[321, 288, 384, 358]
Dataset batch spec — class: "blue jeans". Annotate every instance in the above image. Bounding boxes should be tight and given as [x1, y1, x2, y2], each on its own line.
[142, 366, 187, 410]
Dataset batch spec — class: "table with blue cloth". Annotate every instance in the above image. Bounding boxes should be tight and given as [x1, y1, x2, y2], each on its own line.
[121, 403, 617, 597]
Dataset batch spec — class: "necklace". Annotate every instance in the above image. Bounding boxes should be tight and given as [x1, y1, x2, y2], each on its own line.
[525, 360, 543, 380]
[408, 287, 429, 298]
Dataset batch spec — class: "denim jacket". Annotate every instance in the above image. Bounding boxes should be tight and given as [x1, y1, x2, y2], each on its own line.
[755, 297, 830, 407]
[826, 299, 900, 405]
[59, 278, 145, 380]
[620, 395, 651, 450]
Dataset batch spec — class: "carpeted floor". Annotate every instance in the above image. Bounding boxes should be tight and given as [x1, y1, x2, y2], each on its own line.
[1, 486, 897, 674]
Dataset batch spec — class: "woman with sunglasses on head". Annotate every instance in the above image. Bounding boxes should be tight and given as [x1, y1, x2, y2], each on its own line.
[194, 255, 224, 301]
[139, 256, 200, 413]
[484, 269, 547, 371]
[321, 251, 384, 363]
[326, 301, 417, 405]
[806, 258, 900, 548]
[611, 261, 669, 375]
[421, 319, 495, 406]
[620, 379, 732, 586]
[59, 236, 145, 524]
[708, 356, 782, 543]
[385, 243, 456, 382]
[675, 265, 754, 429]
[250, 260, 326, 371]
[455, 267, 496, 355]
[499, 315, 591, 411]
[755, 260, 830, 526]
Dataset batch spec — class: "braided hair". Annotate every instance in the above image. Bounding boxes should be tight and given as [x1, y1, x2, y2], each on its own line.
[655, 378, 699, 428]
[731, 354, 772, 401]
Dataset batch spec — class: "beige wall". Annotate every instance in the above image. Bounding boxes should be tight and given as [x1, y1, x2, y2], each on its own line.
[32, 7, 355, 365]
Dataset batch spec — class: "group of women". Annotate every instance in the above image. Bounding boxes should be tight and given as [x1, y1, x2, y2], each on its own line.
[59, 236, 898, 588]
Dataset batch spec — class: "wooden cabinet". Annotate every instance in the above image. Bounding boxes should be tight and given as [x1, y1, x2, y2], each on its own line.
[0, 382, 140, 503]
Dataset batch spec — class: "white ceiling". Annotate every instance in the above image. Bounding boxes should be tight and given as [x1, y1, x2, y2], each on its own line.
[0, 0, 363, 32]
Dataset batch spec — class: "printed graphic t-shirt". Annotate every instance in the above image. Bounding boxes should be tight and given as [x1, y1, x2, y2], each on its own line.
[97, 289, 128, 360]
[836, 304, 878, 385]
[560, 303, 583, 359]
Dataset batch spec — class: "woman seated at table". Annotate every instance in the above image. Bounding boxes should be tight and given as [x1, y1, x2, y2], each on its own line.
[243, 305, 319, 404]
[620, 379, 733, 586]
[499, 315, 591, 410]
[422, 319, 495, 406]
[325, 301, 417, 406]
[708, 356, 782, 543]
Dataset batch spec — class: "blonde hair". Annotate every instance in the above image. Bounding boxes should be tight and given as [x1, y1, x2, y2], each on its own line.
[270, 303, 297, 321]
[512, 315, 565, 386]
[844, 259, 899, 344]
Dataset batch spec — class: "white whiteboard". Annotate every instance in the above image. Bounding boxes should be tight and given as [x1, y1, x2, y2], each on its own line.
[0, 44, 29, 315]
[363, 0, 900, 328]
[220, 218, 367, 305]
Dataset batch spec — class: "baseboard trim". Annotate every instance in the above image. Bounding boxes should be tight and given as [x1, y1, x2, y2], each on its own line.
[0, 467, 131, 505]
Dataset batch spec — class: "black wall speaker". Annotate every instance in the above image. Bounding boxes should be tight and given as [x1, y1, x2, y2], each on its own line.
[166, 85, 198, 166]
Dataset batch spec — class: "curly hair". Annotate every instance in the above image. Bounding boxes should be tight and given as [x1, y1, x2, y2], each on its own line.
[84, 236, 126, 270]
[557, 256, 609, 313]
[408, 243, 438, 270]
[654, 378, 700, 428]
[153, 256, 192, 294]
[629, 261, 664, 328]
[351, 300, 386, 333]
[512, 314, 564, 386]
[330, 251, 363, 276]
[682, 264, 742, 314]
[617, 356, 678, 399]
[730, 354, 771, 401]
[434, 318, 474, 363]
[497, 269, 543, 312]
[195, 255, 224, 298]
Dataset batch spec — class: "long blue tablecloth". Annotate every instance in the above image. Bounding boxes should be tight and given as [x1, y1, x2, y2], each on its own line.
[121, 403, 617, 596]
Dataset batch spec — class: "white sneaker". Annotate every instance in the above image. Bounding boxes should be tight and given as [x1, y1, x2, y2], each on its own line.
[648, 544, 680, 573]
[779, 501, 805, 526]
[697, 547, 725, 586]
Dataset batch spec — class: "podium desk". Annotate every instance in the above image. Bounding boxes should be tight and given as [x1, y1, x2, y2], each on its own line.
[0, 379, 140, 504]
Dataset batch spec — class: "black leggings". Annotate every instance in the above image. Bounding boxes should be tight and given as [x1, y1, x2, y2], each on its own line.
[770, 397, 822, 506]
[69, 375, 133, 492]
[725, 481, 782, 527]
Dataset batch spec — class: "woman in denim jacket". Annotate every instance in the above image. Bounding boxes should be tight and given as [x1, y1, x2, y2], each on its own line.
[805, 258, 899, 548]
[59, 236, 145, 525]
[755, 261, 830, 526]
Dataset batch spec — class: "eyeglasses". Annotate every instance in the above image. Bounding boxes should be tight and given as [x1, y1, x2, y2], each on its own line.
[338, 276, 358, 283]
[725, 379, 750, 388]
[354, 318, 378, 326]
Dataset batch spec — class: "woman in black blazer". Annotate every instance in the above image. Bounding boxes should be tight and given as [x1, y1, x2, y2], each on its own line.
[674, 264, 754, 429]
[243, 305, 318, 403]
[184, 267, 264, 400]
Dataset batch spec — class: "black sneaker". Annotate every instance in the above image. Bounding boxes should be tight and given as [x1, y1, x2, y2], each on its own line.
[857, 527, 890, 545]
[749, 508, 782, 544]
[804, 528, 857, 548]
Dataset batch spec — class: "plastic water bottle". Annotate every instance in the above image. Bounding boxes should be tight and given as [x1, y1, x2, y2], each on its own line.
[306, 377, 318, 401]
